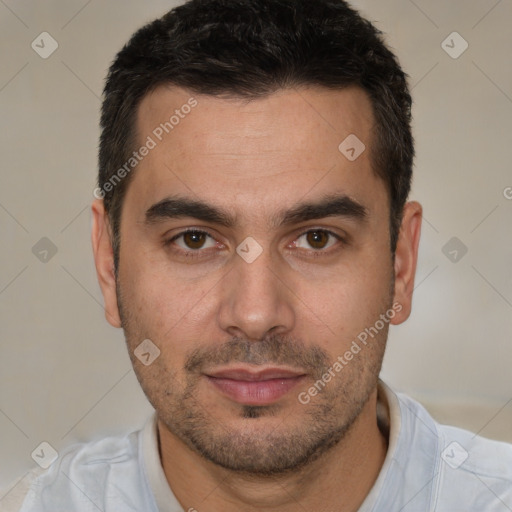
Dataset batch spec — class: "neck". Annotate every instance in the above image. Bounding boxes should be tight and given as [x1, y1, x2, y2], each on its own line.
[158, 388, 387, 512]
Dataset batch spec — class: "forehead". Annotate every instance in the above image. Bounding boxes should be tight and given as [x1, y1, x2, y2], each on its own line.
[137, 84, 374, 154]
[125, 84, 385, 221]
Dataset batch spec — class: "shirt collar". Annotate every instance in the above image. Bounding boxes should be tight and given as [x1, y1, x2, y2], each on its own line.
[359, 379, 440, 511]
[140, 413, 185, 512]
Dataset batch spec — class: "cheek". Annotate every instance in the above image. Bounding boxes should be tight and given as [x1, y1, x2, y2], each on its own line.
[294, 254, 393, 338]
[118, 251, 218, 354]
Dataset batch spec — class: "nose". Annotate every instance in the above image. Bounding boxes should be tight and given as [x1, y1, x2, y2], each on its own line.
[217, 243, 296, 342]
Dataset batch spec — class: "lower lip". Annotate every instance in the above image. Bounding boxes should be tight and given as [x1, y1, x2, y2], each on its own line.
[207, 376, 305, 405]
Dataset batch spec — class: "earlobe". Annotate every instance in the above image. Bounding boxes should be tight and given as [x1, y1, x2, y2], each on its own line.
[390, 201, 422, 326]
[91, 199, 122, 328]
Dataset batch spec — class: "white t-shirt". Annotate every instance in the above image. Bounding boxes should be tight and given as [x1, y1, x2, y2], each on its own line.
[9, 380, 512, 511]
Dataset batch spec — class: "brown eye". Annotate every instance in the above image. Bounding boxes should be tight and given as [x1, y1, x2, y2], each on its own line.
[182, 231, 207, 249]
[169, 230, 217, 251]
[294, 230, 340, 251]
[307, 231, 329, 249]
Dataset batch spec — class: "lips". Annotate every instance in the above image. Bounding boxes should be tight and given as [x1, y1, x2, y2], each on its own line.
[205, 367, 306, 406]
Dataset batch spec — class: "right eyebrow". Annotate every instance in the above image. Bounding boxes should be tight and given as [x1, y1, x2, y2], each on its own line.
[144, 196, 236, 228]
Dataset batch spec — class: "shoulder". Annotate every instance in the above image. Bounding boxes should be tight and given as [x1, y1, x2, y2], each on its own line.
[433, 422, 512, 507]
[18, 421, 156, 512]
[1, 468, 45, 512]
[394, 388, 512, 509]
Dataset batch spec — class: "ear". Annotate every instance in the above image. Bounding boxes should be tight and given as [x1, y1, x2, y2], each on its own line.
[91, 199, 122, 328]
[390, 201, 422, 325]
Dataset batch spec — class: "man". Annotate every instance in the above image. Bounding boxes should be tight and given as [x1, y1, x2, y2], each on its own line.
[17, 0, 512, 510]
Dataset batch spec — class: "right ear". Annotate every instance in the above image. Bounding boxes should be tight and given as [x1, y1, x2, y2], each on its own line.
[91, 199, 122, 328]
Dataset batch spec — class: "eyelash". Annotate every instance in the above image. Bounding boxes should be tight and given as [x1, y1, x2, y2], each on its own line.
[164, 228, 345, 259]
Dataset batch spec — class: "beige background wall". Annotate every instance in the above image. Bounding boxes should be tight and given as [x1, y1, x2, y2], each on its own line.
[1, 0, 511, 500]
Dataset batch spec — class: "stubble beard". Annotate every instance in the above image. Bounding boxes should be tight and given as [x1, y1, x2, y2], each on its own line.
[116, 278, 390, 477]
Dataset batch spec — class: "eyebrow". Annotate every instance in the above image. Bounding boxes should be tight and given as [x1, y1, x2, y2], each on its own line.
[144, 193, 368, 229]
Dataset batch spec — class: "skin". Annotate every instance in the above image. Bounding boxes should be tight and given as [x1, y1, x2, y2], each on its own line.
[92, 85, 422, 512]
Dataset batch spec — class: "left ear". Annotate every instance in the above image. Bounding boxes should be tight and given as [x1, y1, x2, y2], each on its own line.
[390, 201, 422, 325]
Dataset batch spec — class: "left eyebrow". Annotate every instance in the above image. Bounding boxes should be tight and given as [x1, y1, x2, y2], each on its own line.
[144, 193, 368, 229]
[275, 194, 368, 228]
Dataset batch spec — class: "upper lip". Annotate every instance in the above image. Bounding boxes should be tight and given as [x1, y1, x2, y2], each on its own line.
[206, 367, 307, 381]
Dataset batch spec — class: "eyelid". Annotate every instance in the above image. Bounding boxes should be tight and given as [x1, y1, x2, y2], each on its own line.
[290, 228, 346, 255]
[294, 229, 343, 244]
[165, 228, 218, 246]
[164, 227, 346, 255]
[164, 228, 220, 261]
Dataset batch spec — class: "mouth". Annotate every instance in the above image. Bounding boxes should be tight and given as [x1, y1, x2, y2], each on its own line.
[204, 366, 307, 406]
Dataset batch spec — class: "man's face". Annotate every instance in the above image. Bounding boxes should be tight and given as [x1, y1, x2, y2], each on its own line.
[95, 85, 413, 475]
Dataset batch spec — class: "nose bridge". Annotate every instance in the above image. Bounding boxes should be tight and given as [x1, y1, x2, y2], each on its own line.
[217, 240, 295, 340]
[236, 247, 278, 297]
